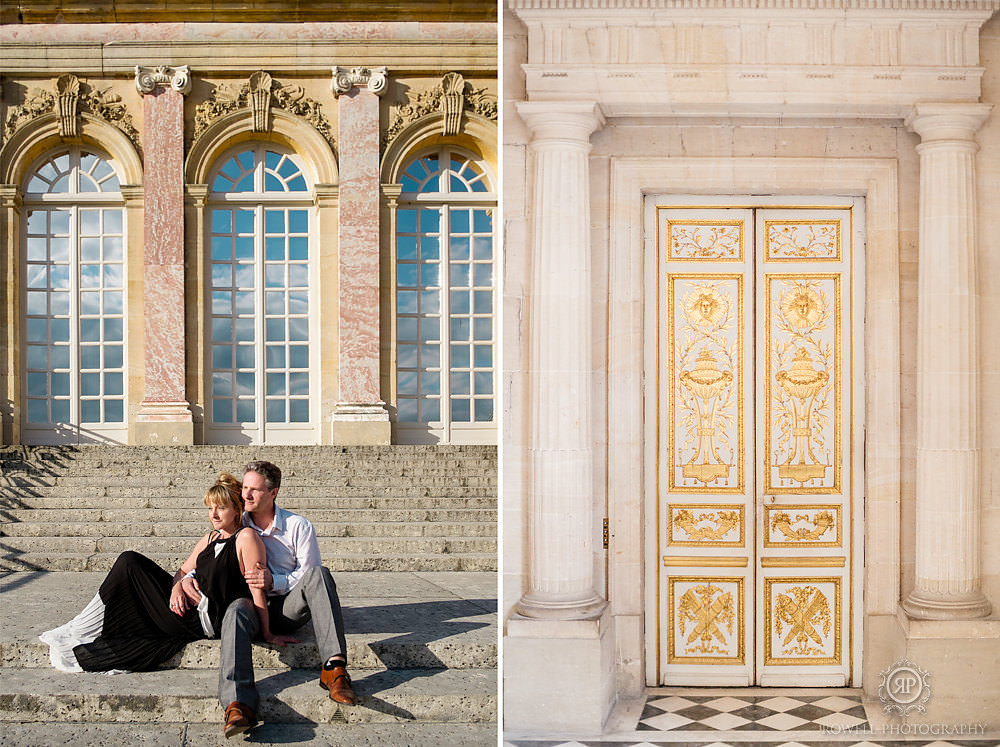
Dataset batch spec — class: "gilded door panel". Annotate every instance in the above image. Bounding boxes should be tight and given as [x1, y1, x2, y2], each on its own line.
[763, 576, 842, 666]
[668, 576, 745, 665]
[764, 274, 840, 494]
[764, 504, 842, 548]
[668, 274, 745, 492]
[668, 503, 745, 547]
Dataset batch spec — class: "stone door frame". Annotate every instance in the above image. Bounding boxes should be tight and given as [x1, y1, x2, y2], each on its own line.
[606, 156, 900, 694]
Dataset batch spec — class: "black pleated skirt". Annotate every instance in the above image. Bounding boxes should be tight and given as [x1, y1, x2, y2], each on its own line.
[74, 551, 203, 672]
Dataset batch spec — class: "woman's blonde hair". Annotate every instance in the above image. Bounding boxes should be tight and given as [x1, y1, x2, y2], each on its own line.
[203, 472, 244, 514]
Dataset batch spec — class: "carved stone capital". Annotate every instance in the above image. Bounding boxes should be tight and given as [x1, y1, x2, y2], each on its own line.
[135, 64, 192, 96]
[332, 66, 388, 97]
[184, 184, 208, 207]
[381, 183, 403, 208]
[119, 185, 144, 205]
[0, 185, 22, 211]
[314, 183, 339, 207]
[906, 102, 993, 144]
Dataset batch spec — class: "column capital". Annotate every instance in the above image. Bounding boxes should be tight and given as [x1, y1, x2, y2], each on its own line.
[0, 184, 22, 211]
[516, 101, 605, 147]
[184, 183, 208, 207]
[120, 185, 144, 205]
[381, 183, 403, 208]
[135, 64, 192, 96]
[332, 66, 388, 97]
[906, 102, 992, 143]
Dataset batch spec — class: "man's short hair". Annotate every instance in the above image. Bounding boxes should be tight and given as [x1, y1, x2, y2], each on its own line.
[245, 460, 282, 491]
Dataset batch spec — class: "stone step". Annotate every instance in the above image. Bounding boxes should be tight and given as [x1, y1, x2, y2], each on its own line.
[0, 553, 497, 572]
[0, 666, 497, 724]
[0, 507, 496, 524]
[0, 535, 496, 555]
[39, 473, 496, 487]
[1, 520, 497, 539]
[2, 721, 498, 746]
[2, 494, 496, 510]
[5, 485, 494, 500]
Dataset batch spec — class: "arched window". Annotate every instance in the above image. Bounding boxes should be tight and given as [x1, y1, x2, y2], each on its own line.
[205, 145, 316, 444]
[21, 148, 126, 444]
[395, 147, 496, 443]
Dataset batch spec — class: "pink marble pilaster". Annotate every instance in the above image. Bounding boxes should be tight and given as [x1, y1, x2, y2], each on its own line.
[134, 65, 192, 441]
[331, 66, 390, 442]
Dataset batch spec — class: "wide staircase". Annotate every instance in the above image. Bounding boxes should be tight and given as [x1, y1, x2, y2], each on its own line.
[0, 445, 497, 745]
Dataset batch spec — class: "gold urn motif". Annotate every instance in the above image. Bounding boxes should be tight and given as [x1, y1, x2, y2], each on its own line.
[679, 349, 733, 483]
[775, 348, 829, 482]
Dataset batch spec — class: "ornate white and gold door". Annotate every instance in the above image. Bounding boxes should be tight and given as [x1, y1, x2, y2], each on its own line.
[654, 199, 862, 687]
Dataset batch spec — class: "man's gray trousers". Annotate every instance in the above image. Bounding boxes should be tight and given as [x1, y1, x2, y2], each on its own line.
[218, 566, 348, 709]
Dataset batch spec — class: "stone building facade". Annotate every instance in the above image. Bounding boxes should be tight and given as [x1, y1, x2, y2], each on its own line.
[504, 0, 1000, 734]
[0, 2, 498, 447]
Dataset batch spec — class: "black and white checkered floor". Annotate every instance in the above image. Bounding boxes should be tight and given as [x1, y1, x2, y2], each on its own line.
[504, 689, 998, 746]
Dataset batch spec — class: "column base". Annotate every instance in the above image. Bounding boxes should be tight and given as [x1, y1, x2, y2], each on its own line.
[516, 589, 609, 620]
[504, 604, 615, 733]
[901, 588, 992, 620]
[134, 401, 193, 445]
[331, 403, 391, 445]
[861, 608, 1000, 728]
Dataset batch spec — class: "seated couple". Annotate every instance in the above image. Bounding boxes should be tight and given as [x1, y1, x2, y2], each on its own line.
[39, 460, 355, 738]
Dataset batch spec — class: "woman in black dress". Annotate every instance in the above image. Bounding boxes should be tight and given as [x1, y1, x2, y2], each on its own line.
[40, 473, 292, 672]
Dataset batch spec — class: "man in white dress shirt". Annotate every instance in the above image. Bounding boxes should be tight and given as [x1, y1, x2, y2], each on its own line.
[214, 459, 355, 737]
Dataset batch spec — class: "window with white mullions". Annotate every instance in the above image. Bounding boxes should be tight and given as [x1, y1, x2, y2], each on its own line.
[21, 148, 126, 444]
[206, 145, 315, 444]
[395, 146, 496, 444]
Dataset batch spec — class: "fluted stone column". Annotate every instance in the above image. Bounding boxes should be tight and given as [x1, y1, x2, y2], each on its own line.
[903, 102, 992, 620]
[515, 101, 607, 620]
[133, 65, 193, 444]
[330, 66, 390, 444]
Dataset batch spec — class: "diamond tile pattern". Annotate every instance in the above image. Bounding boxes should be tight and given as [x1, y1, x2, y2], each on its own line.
[638, 693, 870, 732]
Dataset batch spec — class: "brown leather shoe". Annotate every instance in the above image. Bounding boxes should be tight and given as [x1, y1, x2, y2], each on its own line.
[320, 664, 358, 705]
[223, 701, 258, 738]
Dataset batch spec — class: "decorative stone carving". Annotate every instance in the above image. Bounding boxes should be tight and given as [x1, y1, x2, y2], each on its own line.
[331, 66, 388, 97]
[383, 71, 497, 147]
[248, 70, 272, 133]
[134, 64, 192, 96]
[193, 71, 335, 149]
[1, 75, 140, 150]
[441, 72, 465, 136]
[55, 74, 80, 137]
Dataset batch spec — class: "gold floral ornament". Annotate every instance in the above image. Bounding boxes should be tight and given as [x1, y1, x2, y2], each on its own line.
[774, 585, 831, 656]
[673, 509, 740, 541]
[770, 510, 834, 541]
[677, 583, 735, 655]
[679, 350, 734, 484]
[775, 348, 829, 483]
[669, 222, 742, 260]
[767, 221, 839, 260]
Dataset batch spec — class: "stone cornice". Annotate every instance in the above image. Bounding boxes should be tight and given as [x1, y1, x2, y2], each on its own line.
[0, 39, 496, 76]
[510, 0, 1000, 9]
